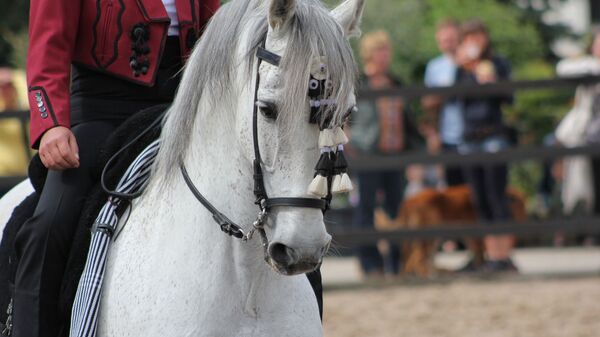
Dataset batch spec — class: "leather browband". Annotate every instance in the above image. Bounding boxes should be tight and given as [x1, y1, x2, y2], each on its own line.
[256, 46, 281, 66]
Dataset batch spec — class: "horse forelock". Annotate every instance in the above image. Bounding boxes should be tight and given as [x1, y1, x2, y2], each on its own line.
[279, 0, 357, 130]
[155, 0, 357, 181]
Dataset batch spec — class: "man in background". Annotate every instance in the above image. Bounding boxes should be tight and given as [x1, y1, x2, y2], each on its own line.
[423, 19, 465, 187]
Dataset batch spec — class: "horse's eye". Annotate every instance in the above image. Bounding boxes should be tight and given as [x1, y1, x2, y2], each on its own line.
[256, 101, 278, 120]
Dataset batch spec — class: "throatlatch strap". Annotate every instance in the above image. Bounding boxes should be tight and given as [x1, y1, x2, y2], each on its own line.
[180, 163, 245, 239]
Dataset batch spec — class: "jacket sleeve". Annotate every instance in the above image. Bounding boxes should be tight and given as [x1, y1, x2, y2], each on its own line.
[26, 0, 82, 149]
[199, 0, 220, 31]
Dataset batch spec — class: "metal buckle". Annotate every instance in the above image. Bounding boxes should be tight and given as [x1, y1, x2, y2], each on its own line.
[92, 222, 116, 237]
[243, 204, 268, 242]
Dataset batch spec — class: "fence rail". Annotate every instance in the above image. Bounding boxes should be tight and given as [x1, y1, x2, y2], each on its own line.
[340, 74, 600, 246]
[0, 109, 30, 195]
[349, 144, 600, 171]
[328, 214, 600, 247]
[359, 74, 600, 100]
[1, 75, 600, 243]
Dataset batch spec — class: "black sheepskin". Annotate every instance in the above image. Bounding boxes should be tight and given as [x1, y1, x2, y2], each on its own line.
[0, 104, 167, 336]
[0, 193, 39, 330]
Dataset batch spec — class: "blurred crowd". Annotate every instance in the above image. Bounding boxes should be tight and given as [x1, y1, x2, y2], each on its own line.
[347, 19, 600, 278]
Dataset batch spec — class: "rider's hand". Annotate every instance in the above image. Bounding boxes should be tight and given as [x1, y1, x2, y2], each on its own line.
[39, 126, 80, 170]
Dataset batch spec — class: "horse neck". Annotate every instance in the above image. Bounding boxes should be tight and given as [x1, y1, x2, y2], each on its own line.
[181, 88, 276, 294]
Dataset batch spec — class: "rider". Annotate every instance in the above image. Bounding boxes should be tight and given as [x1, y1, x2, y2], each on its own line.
[13, 1, 219, 336]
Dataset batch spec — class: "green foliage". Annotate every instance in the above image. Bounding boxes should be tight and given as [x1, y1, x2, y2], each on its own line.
[509, 160, 543, 209]
[503, 60, 571, 202]
[506, 60, 574, 143]
[510, 0, 574, 61]
[0, 0, 28, 67]
[350, 0, 546, 83]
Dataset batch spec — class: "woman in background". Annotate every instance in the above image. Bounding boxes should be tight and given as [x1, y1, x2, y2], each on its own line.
[350, 31, 422, 277]
[556, 28, 600, 245]
[455, 20, 517, 272]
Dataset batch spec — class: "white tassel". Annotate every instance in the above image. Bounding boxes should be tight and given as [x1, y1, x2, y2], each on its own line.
[333, 127, 349, 146]
[308, 175, 329, 197]
[318, 129, 335, 148]
[331, 174, 342, 193]
[332, 173, 353, 194]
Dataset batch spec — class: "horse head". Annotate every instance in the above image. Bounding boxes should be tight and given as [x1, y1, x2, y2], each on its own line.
[243, 0, 365, 275]
[155, 0, 364, 277]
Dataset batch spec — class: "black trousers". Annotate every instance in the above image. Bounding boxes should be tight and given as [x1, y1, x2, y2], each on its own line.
[593, 157, 600, 215]
[442, 143, 466, 187]
[463, 163, 511, 222]
[13, 120, 120, 337]
[352, 171, 405, 274]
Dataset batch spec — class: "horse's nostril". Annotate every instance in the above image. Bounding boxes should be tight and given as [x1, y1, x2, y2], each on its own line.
[268, 242, 297, 266]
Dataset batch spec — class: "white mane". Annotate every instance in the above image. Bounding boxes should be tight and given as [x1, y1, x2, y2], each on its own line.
[154, 0, 357, 180]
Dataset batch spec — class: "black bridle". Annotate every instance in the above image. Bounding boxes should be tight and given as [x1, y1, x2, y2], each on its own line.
[180, 42, 330, 245]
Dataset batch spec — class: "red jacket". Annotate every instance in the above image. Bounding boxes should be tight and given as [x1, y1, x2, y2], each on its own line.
[27, 0, 220, 148]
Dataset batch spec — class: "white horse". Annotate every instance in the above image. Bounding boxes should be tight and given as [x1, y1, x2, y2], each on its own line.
[0, 180, 34, 242]
[0, 0, 363, 335]
[95, 0, 363, 336]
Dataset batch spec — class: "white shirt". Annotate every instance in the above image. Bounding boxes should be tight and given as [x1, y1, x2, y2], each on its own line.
[424, 54, 464, 145]
[163, 0, 179, 36]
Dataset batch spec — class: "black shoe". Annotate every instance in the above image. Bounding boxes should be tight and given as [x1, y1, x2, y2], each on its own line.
[483, 258, 519, 273]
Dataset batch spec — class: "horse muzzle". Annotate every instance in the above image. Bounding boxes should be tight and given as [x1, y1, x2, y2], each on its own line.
[266, 239, 331, 275]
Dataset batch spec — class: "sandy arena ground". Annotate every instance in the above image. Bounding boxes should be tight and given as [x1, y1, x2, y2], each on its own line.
[323, 276, 600, 337]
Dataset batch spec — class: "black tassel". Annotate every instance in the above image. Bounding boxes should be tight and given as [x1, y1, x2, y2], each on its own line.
[309, 151, 334, 197]
[333, 150, 348, 173]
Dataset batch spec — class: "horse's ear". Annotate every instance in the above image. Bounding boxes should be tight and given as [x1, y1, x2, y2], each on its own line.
[269, 0, 297, 30]
[331, 0, 365, 38]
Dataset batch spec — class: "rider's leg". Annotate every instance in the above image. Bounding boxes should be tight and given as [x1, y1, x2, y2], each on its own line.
[12, 120, 119, 337]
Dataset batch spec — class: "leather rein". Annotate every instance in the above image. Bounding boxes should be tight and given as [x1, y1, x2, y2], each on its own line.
[179, 43, 330, 247]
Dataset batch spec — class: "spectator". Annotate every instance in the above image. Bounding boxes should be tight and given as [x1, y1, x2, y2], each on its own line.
[556, 27, 600, 245]
[423, 19, 465, 187]
[350, 30, 422, 277]
[454, 20, 517, 272]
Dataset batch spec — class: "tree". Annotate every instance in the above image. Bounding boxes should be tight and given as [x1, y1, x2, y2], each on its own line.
[350, 0, 547, 82]
[0, 0, 29, 67]
[501, 0, 573, 61]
